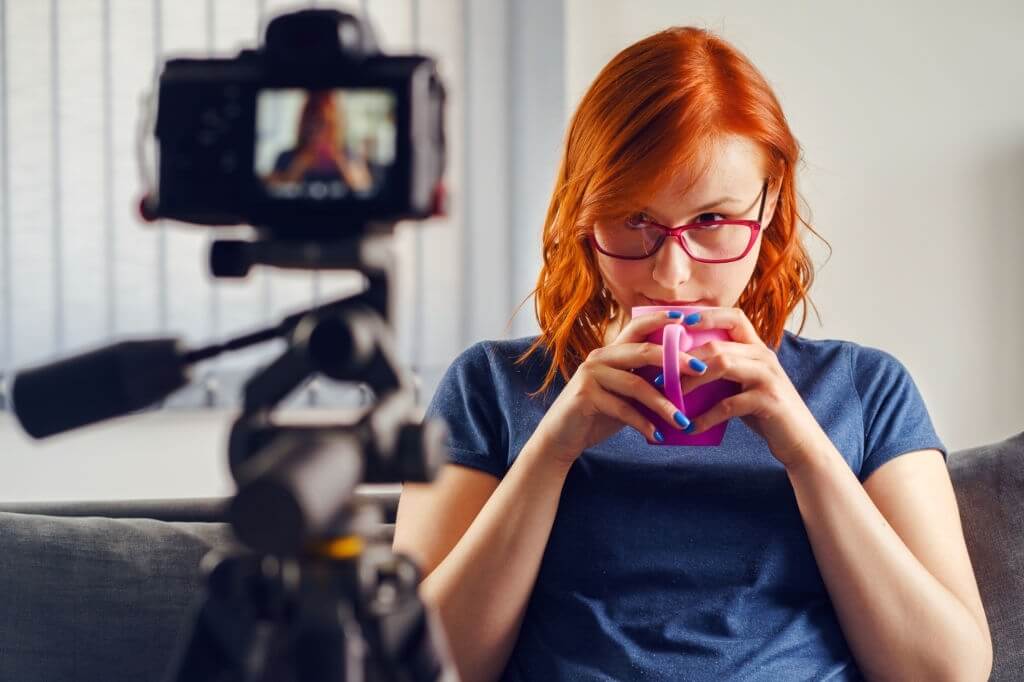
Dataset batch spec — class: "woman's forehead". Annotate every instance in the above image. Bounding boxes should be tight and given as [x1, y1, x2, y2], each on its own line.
[647, 136, 765, 215]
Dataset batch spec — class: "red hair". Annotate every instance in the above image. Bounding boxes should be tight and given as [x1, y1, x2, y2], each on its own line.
[512, 26, 827, 396]
[296, 90, 342, 148]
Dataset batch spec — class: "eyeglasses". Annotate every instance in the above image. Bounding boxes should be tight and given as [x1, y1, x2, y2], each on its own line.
[589, 179, 769, 263]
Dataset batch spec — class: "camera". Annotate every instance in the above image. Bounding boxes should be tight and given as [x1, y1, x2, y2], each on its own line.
[144, 7, 446, 237]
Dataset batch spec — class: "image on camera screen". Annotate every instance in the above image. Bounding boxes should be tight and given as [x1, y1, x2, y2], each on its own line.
[255, 88, 396, 200]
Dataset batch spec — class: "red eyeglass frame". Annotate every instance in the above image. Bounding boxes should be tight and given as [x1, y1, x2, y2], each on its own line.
[588, 178, 769, 263]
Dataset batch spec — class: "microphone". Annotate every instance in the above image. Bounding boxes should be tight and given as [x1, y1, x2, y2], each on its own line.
[11, 339, 191, 439]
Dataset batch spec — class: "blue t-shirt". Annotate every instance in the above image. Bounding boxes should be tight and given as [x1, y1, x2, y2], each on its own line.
[423, 330, 946, 681]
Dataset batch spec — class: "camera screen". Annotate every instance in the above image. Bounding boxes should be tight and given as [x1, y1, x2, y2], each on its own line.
[255, 88, 396, 200]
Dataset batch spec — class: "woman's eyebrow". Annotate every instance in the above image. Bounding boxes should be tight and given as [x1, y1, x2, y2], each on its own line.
[690, 196, 743, 213]
[641, 196, 742, 222]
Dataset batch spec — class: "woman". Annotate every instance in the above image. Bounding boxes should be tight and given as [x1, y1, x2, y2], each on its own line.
[394, 27, 992, 681]
[264, 90, 373, 193]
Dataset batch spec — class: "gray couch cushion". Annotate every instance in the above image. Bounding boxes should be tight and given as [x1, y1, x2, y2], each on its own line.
[948, 431, 1024, 681]
[0, 512, 236, 681]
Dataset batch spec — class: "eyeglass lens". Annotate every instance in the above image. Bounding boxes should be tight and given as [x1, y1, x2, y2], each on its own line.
[594, 221, 752, 260]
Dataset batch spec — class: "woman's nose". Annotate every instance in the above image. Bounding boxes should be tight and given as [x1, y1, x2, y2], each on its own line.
[651, 236, 693, 288]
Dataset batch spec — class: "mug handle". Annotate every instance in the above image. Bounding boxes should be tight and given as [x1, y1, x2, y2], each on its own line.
[662, 323, 690, 415]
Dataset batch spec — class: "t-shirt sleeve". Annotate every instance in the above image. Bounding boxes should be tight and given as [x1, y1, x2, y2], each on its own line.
[423, 342, 508, 479]
[851, 344, 947, 483]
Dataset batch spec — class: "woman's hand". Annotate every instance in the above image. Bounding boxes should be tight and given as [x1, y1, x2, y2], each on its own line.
[675, 307, 825, 469]
[533, 312, 707, 466]
[330, 148, 374, 191]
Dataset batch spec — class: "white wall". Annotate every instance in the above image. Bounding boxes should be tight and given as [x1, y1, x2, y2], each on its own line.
[567, 0, 1024, 452]
[0, 411, 234, 501]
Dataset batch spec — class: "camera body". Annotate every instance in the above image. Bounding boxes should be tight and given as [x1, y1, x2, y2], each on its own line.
[148, 8, 445, 237]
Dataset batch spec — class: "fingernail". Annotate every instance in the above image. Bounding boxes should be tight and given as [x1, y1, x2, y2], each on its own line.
[653, 430, 665, 442]
[667, 311, 683, 319]
[653, 372, 664, 387]
[683, 312, 701, 325]
[684, 422, 697, 434]
[688, 358, 707, 373]
[673, 411, 690, 429]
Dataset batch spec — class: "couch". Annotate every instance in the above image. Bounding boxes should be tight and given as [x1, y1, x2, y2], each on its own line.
[0, 433, 1021, 680]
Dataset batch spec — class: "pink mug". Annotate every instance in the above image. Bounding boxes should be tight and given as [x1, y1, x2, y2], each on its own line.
[630, 305, 740, 446]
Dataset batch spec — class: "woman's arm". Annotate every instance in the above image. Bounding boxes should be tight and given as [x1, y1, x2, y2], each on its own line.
[675, 308, 991, 680]
[787, 439, 993, 682]
[397, 314, 691, 680]
[264, 148, 315, 186]
[394, 431, 574, 682]
[338, 155, 373, 191]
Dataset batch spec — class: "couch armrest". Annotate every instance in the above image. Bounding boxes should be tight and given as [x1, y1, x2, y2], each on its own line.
[0, 497, 228, 522]
[948, 431, 1024, 681]
[0, 484, 402, 523]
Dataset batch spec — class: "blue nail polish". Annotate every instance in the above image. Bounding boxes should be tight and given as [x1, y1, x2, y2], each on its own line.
[688, 358, 707, 373]
[667, 311, 683, 319]
[673, 411, 690, 429]
[653, 372, 664, 387]
[684, 422, 696, 434]
[683, 312, 701, 325]
[654, 430, 665, 442]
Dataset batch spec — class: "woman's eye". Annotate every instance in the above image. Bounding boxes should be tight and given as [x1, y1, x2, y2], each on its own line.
[696, 212, 726, 223]
[625, 212, 652, 228]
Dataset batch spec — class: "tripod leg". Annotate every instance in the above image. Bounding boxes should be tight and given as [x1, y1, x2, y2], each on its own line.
[354, 551, 459, 682]
[164, 553, 293, 682]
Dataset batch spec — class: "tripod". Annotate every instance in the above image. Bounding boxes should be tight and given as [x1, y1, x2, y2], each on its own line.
[164, 229, 458, 681]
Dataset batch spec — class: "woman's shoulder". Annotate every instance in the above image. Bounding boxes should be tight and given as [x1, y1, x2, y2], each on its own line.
[274, 147, 297, 164]
[453, 335, 547, 374]
[428, 336, 552, 431]
[778, 330, 910, 380]
[441, 335, 553, 396]
[478, 334, 545, 357]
